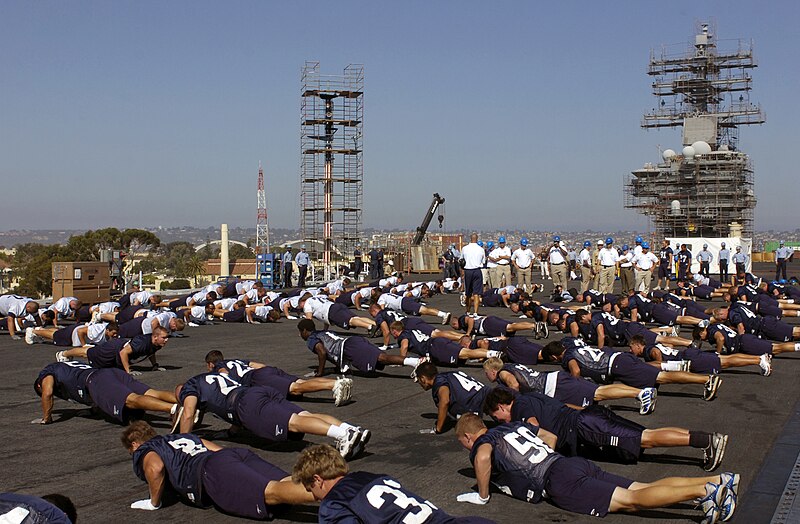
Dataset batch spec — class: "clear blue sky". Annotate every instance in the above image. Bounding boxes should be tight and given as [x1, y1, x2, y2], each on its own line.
[2, 1, 797, 232]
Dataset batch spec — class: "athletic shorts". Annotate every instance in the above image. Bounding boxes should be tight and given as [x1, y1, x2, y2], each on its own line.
[85, 368, 150, 422]
[555, 373, 598, 407]
[168, 298, 187, 311]
[483, 316, 511, 337]
[328, 304, 355, 329]
[202, 448, 287, 520]
[682, 347, 721, 374]
[463, 268, 483, 297]
[759, 316, 794, 342]
[222, 282, 239, 298]
[503, 337, 541, 366]
[223, 309, 246, 323]
[76, 305, 91, 323]
[692, 285, 714, 300]
[335, 293, 354, 307]
[428, 338, 462, 366]
[400, 297, 422, 315]
[342, 337, 380, 373]
[651, 304, 680, 326]
[577, 405, 644, 462]
[117, 319, 144, 338]
[235, 386, 302, 441]
[623, 322, 657, 346]
[118, 293, 132, 309]
[757, 303, 782, 318]
[545, 456, 633, 517]
[404, 317, 435, 335]
[657, 264, 670, 278]
[249, 367, 298, 397]
[683, 302, 710, 319]
[53, 325, 78, 347]
[611, 353, 660, 388]
[737, 333, 773, 355]
[117, 305, 144, 325]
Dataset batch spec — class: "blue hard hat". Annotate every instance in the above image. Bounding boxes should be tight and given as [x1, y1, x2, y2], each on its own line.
[583, 241, 591, 248]
[520, 238, 528, 246]
[606, 237, 614, 244]
[478, 241, 484, 247]
[487, 241, 494, 248]
[780, 240, 785, 244]
[622, 244, 629, 251]
[642, 241, 650, 249]
[553, 235, 561, 242]
[780, 279, 788, 284]
[635, 236, 643, 243]
[498, 236, 506, 243]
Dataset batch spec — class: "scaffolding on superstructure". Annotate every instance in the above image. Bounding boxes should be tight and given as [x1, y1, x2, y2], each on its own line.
[624, 21, 765, 238]
[301, 61, 363, 280]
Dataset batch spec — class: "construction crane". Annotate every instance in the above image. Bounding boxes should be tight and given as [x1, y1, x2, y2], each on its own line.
[412, 193, 445, 246]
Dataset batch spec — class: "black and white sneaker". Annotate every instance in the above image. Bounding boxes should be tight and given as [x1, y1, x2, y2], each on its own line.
[410, 356, 431, 382]
[352, 428, 371, 458]
[703, 375, 722, 401]
[702, 433, 728, 472]
[539, 322, 549, 339]
[337, 427, 361, 459]
[170, 405, 184, 434]
[759, 354, 772, 377]
[442, 312, 452, 325]
[55, 350, 69, 363]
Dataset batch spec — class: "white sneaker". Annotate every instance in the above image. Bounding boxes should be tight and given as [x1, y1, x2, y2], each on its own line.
[333, 377, 353, 406]
[698, 319, 710, 329]
[442, 312, 452, 325]
[759, 354, 772, 377]
[459, 293, 466, 307]
[410, 356, 431, 382]
[337, 427, 361, 459]
[55, 351, 69, 362]
[90, 310, 101, 324]
[25, 327, 36, 345]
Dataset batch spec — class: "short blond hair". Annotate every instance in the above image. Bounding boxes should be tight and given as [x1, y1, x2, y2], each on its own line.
[482, 357, 503, 372]
[455, 413, 486, 438]
[292, 444, 348, 488]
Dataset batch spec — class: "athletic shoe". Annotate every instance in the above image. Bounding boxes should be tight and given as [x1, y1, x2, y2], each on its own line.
[90, 310, 101, 324]
[25, 327, 36, 345]
[352, 428, 371, 457]
[333, 377, 353, 407]
[719, 472, 740, 519]
[698, 319, 710, 328]
[759, 353, 772, 377]
[410, 356, 431, 382]
[680, 360, 692, 372]
[170, 405, 185, 433]
[698, 482, 728, 524]
[670, 325, 680, 337]
[55, 350, 69, 363]
[442, 312, 452, 325]
[538, 322, 549, 339]
[703, 375, 722, 401]
[337, 427, 361, 459]
[703, 433, 728, 472]
[637, 387, 657, 415]
[717, 478, 737, 522]
[459, 293, 467, 307]
[367, 324, 379, 338]
[690, 340, 703, 349]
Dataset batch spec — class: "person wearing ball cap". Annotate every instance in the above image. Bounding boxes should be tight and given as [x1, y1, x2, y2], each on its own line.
[718, 241, 731, 282]
[634, 235, 644, 257]
[697, 244, 714, 278]
[633, 241, 660, 293]
[578, 241, 594, 293]
[512, 237, 535, 293]
[597, 237, 620, 294]
[489, 236, 512, 289]
[548, 235, 569, 292]
[618, 244, 635, 295]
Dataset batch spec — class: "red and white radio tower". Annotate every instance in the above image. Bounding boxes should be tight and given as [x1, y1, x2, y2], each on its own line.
[256, 162, 269, 254]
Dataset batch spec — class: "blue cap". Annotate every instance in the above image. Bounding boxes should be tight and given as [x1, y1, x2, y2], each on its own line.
[635, 236, 643, 243]
[606, 237, 614, 244]
[622, 244, 629, 251]
[478, 241, 484, 247]
[498, 236, 506, 243]
[780, 279, 787, 284]
[553, 235, 561, 242]
[642, 241, 650, 249]
[583, 241, 591, 248]
[520, 238, 528, 246]
[487, 241, 494, 248]
[780, 240, 785, 244]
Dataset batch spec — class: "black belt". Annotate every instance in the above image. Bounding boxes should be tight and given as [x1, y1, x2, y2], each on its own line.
[602, 265, 615, 267]
[551, 262, 565, 265]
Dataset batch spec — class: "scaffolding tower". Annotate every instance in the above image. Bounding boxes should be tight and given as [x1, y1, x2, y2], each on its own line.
[624, 22, 765, 238]
[301, 61, 364, 280]
[255, 162, 269, 254]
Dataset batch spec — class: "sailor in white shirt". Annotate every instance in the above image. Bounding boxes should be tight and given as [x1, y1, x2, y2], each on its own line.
[548, 235, 569, 291]
[47, 296, 81, 327]
[511, 237, 535, 293]
[597, 237, 620, 294]
[489, 236, 513, 288]
[618, 245, 635, 295]
[632, 242, 660, 293]
[578, 241, 594, 293]
[301, 294, 376, 331]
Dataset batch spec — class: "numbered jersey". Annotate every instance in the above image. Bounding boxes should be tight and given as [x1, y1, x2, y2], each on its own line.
[728, 302, 761, 334]
[626, 294, 654, 322]
[644, 344, 684, 363]
[707, 324, 739, 354]
[471, 421, 560, 504]
[35, 361, 94, 405]
[213, 359, 256, 385]
[398, 329, 433, 356]
[501, 364, 548, 395]
[180, 373, 242, 423]
[375, 309, 407, 328]
[562, 346, 617, 384]
[319, 471, 461, 524]
[432, 372, 489, 419]
[509, 392, 580, 453]
[306, 331, 348, 367]
[133, 434, 211, 506]
[590, 312, 625, 342]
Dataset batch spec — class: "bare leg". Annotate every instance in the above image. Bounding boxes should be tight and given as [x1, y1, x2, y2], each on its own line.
[431, 329, 463, 342]
[125, 393, 174, 413]
[594, 383, 642, 401]
[641, 428, 690, 448]
[657, 371, 709, 385]
[33, 327, 58, 341]
[506, 321, 537, 333]
[289, 378, 335, 395]
[61, 347, 89, 359]
[655, 335, 693, 347]
[143, 388, 177, 403]
[288, 412, 342, 435]
[610, 475, 722, 512]
[719, 354, 760, 369]
[264, 477, 316, 505]
[772, 342, 799, 355]
[349, 317, 376, 330]
[378, 353, 412, 366]
[471, 295, 480, 316]
[458, 348, 489, 360]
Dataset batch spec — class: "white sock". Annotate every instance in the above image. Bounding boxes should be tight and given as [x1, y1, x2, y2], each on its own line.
[437, 311, 447, 318]
[170, 403, 178, 415]
[794, 343, 800, 352]
[326, 425, 347, 439]
[404, 357, 421, 367]
[661, 361, 683, 371]
[487, 350, 501, 358]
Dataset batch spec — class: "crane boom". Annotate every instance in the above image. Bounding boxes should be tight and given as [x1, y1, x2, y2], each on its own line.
[412, 193, 445, 246]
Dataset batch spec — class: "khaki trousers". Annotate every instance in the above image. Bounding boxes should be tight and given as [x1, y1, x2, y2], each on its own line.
[496, 265, 512, 288]
[516, 266, 532, 291]
[580, 266, 593, 293]
[550, 263, 568, 289]
[619, 266, 634, 294]
[599, 266, 616, 293]
[635, 269, 653, 293]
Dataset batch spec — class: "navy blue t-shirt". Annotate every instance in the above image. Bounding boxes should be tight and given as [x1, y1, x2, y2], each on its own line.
[727, 302, 760, 334]
[0, 493, 73, 524]
[133, 433, 211, 507]
[432, 372, 489, 419]
[180, 373, 241, 424]
[509, 392, 580, 455]
[36, 361, 94, 406]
